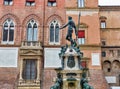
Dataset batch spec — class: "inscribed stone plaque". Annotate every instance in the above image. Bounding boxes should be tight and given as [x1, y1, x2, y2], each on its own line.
[91, 53, 100, 66]
[44, 48, 61, 68]
[105, 76, 116, 83]
[0, 47, 18, 67]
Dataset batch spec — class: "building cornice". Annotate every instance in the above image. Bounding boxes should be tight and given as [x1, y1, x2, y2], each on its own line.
[102, 46, 120, 48]
[79, 44, 101, 50]
[66, 7, 99, 11]
[0, 44, 20, 47]
[99, 6, 120, 11]
[100, 28, 120, 31]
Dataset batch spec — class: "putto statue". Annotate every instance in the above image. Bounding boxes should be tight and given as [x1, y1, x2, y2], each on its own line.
[80, 72, 94, 89]
[60, 16, 77, 45]
[50, 73, 63, 89]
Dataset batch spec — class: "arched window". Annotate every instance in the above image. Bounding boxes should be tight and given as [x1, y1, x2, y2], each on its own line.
[78, 0, 84, 8]
[49, 20, 60, 44]
[99, 16, 107, 28]
[112, 60, 120, 71]
[2, 18, 15, 44]
[100, 20, 106, 28]
[27, 19, 38, 41]
[103, 61, 111, 73]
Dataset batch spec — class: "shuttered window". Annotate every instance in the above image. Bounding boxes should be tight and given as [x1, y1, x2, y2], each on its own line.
[78, 30, 85, 44]
[22, 59, 37, 80]
[2, 18, 14, 44]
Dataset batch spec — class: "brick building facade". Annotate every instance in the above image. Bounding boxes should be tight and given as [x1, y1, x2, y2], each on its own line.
[0, 0, 119, 89]
[100, 6, 120, 88]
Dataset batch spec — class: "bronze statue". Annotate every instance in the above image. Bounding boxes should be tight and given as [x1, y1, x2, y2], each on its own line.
[80, 72, 94, 89]
[50, 73, 63, 89]
[60, 16, 77, 45]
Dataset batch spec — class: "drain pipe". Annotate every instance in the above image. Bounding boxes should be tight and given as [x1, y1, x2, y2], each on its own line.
[41, 0, 46, 89]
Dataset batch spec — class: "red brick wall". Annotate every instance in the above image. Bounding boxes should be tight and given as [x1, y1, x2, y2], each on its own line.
[0, 0, 44, 46]
[65, 0, 98, 8]
[89, 69, 109, 89]
[44, 0, 66, 45]
[0, 68, 18, 89]
[0, 0, 111, 89]
[43, 69, 57, 89]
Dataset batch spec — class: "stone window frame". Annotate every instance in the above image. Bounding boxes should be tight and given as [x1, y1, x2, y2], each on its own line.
[2, 18, 15, 44]
[100, 20, 106, 28]
[0, 14, 20, 45]
[49, 20, 60, 45]
[19, 58, 40, 85]
[22, 14, 41, 42]
[22, 59, 37, 80]
[78, 30, 85, 45]
[26, 19, 38, 42]
[77, 23, 88, 45]
[99, 16, 107, 29]
[46, 15, 64, 45]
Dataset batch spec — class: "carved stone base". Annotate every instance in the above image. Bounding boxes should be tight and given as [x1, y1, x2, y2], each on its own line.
[18, 87, 40, 89]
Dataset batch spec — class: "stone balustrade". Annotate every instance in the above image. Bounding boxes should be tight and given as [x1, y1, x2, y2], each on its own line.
[21, 41, 42, 48]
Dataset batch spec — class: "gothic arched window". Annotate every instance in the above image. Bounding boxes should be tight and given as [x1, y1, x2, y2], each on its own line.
[2, 18, 15, 44]
[27, 19, 38, 41]
[49, 20, 60, 44]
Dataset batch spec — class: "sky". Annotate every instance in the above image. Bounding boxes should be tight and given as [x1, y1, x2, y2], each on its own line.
[99, 0, 120, 6]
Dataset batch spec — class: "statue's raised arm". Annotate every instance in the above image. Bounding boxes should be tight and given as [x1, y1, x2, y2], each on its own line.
[59, 22, 68, 29]
[60, 16, 77, 45]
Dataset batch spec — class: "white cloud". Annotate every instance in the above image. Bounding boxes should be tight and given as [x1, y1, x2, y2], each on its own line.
[99, 0, 120, 6]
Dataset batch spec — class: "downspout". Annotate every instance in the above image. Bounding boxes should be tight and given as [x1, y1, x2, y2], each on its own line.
[41, 0, 45, 89]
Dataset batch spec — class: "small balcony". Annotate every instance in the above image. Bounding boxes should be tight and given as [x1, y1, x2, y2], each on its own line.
[21, 41, 42, 49]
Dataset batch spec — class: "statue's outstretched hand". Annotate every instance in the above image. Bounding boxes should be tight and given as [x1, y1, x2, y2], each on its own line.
[59, 27, 62, 29]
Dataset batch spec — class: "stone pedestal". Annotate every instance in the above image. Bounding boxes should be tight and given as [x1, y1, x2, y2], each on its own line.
[59, 46, 83, 89]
